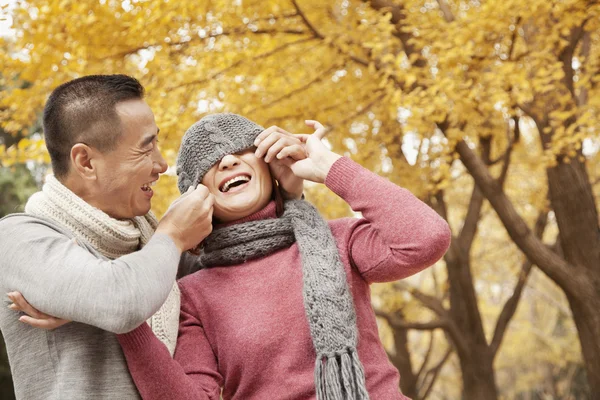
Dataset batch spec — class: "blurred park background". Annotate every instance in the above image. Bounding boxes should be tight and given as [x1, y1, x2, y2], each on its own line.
[0, 0, 599, 399]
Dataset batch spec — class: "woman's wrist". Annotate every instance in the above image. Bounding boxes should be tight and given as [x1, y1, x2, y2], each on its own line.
[316, 152, 343, 183]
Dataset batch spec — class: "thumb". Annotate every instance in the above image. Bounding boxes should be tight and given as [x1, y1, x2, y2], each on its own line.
[305, 120, 328, 139]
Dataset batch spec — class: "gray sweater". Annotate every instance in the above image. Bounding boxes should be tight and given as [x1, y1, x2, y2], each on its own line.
[0, 213, 181, 399]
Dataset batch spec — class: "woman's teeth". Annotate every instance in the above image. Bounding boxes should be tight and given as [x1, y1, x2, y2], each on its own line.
[220, 176, 250, 192]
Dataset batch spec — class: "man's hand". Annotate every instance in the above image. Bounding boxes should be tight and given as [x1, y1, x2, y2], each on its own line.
[156, 184, 214, 252]
[7, 292, 70, 330]
[253, 126, 307, 199]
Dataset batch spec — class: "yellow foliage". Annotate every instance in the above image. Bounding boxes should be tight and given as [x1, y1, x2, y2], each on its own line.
[1, 0, 598, 397]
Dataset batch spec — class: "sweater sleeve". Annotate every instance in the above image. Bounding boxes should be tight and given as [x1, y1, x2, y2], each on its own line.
[325, 157, 451, 283]
[117, 284, 222, 400]
[0, 216, 180, 333]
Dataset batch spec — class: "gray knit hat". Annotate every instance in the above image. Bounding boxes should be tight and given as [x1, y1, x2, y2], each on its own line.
[176, 113, 264, 194]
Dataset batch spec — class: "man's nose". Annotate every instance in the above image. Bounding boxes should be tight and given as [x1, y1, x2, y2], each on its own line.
[153, 149, 168, 174]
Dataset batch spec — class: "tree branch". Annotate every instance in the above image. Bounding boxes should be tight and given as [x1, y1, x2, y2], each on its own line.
[456, 136, 488, 251]
[291, 0, 325, 39]
[489, 210, 548, 357]
[367, 0, 428, 68]
[576, 30, 591, 107]
[451, 136, 581, 296]
[559, 19, 588, 101]
[420, 347, 453, 400]
[327, 91, 386, 132]
[374, 309, 447, 331]
[497, 116, 518, 186]
[170, 37, 318, 89]
[247, 62, 342, 114]
[436, 0, 455, 22]
[416, 333, 435, 383]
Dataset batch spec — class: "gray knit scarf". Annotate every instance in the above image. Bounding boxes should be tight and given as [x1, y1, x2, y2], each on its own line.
[194, 199, 369, 400]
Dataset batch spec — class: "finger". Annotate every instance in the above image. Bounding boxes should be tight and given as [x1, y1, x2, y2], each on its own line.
[305, 120, 328, 139]
[205, 193, 215, 208]
[10, 292, 44, 319]
[264, 138, 298, 162]
[255, 132, 289, 159]
[305, 120, 324, 129]
[193, 184, 210, 200]
[254, 126, 281, 146]
[19, 315, 66, 330]
[295, 134, 311, 143]
[274, 156, 294, 168]
[276, 144, 307, 161]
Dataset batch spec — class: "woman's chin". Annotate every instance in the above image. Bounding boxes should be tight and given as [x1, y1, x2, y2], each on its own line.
[215, 199, 269, 222]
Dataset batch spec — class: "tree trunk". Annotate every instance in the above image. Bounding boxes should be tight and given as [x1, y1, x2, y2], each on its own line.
[566, 295, 600, 396]
[545, 156, 600, 394]
[389, 327, 420, 400]
[446, 248, 499, 400]
[455, 134, 600, 394]
[459, 351, 498, 400]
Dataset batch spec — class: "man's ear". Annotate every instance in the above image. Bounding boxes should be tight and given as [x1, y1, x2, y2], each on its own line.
[70, 143, 97, 181]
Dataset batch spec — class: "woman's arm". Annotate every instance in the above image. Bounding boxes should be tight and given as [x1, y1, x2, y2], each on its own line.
[117, 285, 222, 400]
[326, 157, 451, 283]
[254, 119, 451, 282]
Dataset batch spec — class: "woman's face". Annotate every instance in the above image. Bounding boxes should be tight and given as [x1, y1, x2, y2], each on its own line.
[201, 148, 273, 223]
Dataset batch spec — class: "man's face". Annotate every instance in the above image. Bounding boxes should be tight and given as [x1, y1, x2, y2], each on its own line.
[90, 99, 167, 219]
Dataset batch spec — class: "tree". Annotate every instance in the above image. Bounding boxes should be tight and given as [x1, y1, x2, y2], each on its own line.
[1, 0, 598, 395]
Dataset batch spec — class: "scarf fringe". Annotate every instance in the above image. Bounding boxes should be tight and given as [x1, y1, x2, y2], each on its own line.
[315, 348, 370, 400]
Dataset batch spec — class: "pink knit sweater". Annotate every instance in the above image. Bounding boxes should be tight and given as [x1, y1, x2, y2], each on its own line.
[118, 157, 451, 400]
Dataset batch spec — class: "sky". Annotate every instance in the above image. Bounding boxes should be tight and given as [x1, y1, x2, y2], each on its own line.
[0, 0, 15, 38]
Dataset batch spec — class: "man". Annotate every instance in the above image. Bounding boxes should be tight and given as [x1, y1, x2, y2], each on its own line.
[0, 75, 214, 399]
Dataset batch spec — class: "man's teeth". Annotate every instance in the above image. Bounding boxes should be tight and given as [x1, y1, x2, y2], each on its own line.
[141, 181, 157, 191]
[221, 176, 250, 192]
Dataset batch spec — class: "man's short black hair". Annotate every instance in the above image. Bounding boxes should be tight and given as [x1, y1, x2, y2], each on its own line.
[43, 74, 145, 178]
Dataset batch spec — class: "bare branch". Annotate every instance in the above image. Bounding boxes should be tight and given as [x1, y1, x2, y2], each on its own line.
[498, 116, 518, 186]
[559, 19, 589, 101]
[489, 210, 549, 358]
[420, 347, 453, 399]
[416, 333, 435, 382]
[457, 177, 485, 252]
[291, 0, 325, 39]
[374, 309, 447, 331]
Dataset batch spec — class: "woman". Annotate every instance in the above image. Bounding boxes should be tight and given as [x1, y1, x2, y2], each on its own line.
[11, 113, 451, 399]
[117, 113, 451, 400]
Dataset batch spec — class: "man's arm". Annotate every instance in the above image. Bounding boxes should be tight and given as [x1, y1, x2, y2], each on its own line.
[0, 216, 179, 334]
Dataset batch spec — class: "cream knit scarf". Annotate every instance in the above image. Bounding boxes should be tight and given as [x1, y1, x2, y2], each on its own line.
[25, 175, 180, 356]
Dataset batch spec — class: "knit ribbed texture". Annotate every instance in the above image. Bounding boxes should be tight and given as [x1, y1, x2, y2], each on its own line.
[25, 175, 180, 356]
[176, 113, 264, 193]
[178, 113, 369, 399]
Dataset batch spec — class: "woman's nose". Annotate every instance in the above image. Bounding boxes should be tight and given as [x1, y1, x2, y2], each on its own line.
[219, 154, 240, 170]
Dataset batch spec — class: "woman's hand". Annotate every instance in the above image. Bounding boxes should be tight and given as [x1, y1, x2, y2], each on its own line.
[280, 120, 342, 184]
[254, 126, 306, 199]
[6, 292, 70, 330]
